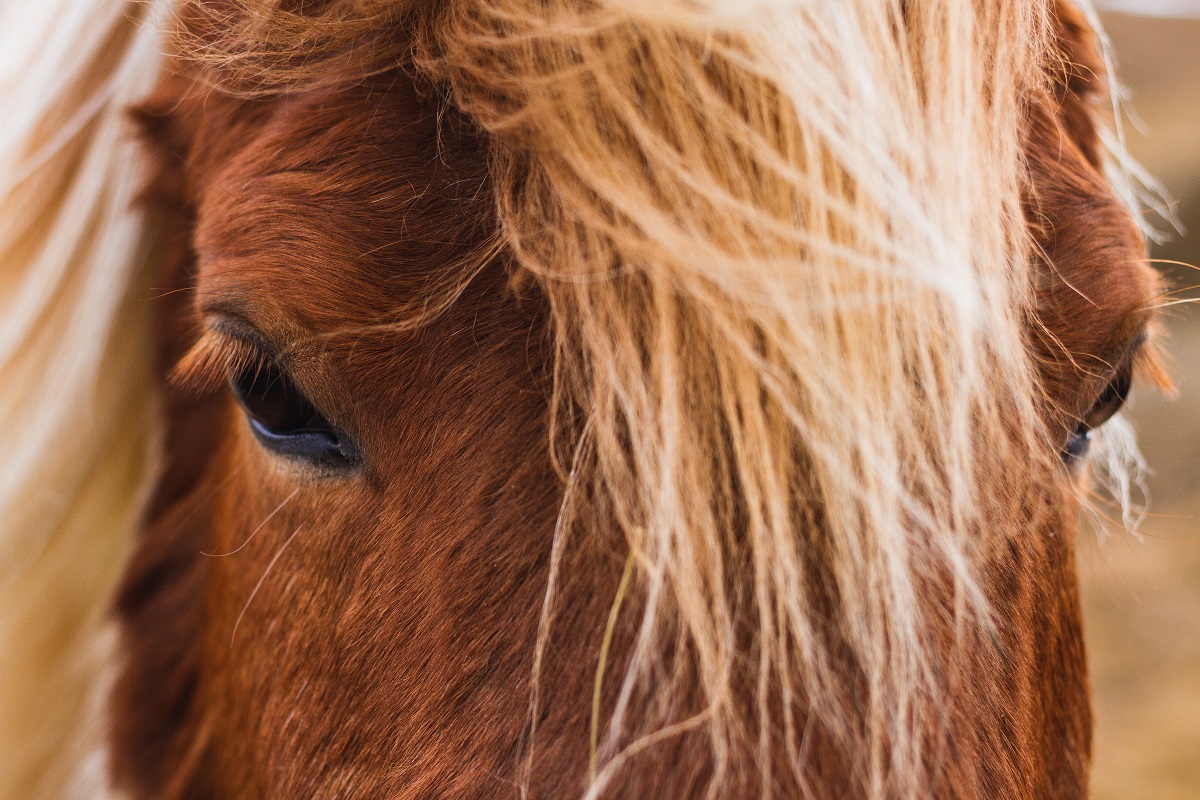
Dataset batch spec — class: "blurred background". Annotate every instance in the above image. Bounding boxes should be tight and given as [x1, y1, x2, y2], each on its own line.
[1086, 4, 1200, 799]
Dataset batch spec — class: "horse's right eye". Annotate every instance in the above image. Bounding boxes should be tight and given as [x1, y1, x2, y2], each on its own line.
[230, 360, 359, 470]
[1062, 366, 1133, 467]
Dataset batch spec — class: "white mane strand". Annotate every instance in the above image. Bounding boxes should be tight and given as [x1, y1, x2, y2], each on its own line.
[0, 2, 168, 797]
[423, 1, 1059, 796]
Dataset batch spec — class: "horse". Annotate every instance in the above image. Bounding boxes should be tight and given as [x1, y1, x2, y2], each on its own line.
[0, 0, 1172, 797]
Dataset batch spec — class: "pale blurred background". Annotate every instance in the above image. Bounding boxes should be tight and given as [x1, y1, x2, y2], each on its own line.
[1085, 3, 1200, 798]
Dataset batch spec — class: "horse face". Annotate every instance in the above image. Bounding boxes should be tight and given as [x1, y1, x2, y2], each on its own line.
[109, 2, 1162, 798]
[112, 79, 578, 796]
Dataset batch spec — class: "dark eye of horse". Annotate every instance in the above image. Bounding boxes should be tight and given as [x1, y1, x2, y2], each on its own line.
[230, 360, 358, 469]
[1062, 367, 1132, 465]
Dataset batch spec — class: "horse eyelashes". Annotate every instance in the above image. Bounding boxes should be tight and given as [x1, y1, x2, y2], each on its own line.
[171, 328, 267, 395]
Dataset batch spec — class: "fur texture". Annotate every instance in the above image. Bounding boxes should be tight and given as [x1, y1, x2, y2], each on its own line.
[0, 0, 1168, 798]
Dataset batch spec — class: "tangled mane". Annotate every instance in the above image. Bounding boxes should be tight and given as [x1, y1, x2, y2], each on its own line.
[176, 1, 1077, 796]
[0, 0, 1148, 798]
[432, 6, 1056, 796]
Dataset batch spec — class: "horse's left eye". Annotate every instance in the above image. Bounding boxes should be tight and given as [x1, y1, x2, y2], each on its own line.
[230, 360, 358, 469]
[1063, 367, 1132, 465]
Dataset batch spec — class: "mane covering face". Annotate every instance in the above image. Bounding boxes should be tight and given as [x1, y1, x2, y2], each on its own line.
[0, 0, 1170, 798]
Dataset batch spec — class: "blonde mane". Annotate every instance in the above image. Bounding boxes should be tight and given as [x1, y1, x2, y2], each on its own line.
[0, 1, 1144, 798]
[0, 1, 168, 797]
[417, 2, 1058, 796]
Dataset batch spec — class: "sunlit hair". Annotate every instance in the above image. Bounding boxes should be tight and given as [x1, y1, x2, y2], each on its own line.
[0, 0, 1144, 798]
[426, 3, 1063, 797]
[0, 1, 168, 797]
[198, 1, 1068, 796]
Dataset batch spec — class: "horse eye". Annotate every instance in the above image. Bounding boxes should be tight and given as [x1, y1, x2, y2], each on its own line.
[1062, 368, 1132, 465]
[230, 360, 358, 469]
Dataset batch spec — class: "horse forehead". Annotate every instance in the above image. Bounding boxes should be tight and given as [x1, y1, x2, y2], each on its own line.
[190, 84, 458, 324]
